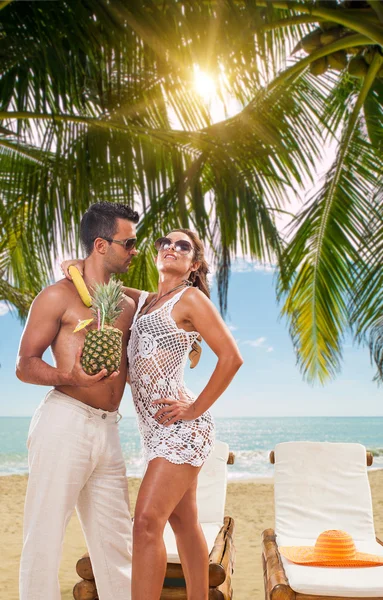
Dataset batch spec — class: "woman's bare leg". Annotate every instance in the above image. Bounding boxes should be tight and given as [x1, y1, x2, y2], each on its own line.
[168, 479, 209, 600]
[131, 458, 201, 600]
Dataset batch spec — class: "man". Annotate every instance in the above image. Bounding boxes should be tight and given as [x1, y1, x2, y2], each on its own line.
[16, 202, 139, 600]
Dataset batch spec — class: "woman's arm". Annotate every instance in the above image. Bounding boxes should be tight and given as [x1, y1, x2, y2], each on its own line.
[153, 288, 243, 425]
[121, 286, 143, 306]
[61, 259, 85, 280]
[60, 259, 142, 305]
[188, 289, 243, 417]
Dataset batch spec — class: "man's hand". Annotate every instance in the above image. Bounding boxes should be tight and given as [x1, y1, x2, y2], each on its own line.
[68, 347, 120, 387]
[152, 390, 197, 426]
[61, 259, 85, 280]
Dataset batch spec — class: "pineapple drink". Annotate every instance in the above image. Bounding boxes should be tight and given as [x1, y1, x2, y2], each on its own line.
[75, 279, 125, 376]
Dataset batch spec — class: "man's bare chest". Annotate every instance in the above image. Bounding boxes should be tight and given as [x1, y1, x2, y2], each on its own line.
[59, 297, 133, 344]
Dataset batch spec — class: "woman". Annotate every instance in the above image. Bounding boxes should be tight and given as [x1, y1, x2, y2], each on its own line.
[62, 229, 243, 600]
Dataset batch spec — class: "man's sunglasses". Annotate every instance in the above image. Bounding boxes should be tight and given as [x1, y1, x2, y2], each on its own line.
[154, 237, 193, 255]
[102, 237, 137, 250]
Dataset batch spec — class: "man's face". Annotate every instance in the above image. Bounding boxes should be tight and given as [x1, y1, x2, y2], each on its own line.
[104, 218, 138, 274]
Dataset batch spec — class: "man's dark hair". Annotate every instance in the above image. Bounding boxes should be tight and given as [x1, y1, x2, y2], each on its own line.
[80, 202, 139, 255]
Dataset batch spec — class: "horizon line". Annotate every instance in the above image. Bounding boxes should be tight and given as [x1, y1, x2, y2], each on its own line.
[1, 414, 383, 419]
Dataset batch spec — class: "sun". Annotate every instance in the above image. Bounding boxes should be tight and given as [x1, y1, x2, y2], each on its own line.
[193, 67, 216, 104]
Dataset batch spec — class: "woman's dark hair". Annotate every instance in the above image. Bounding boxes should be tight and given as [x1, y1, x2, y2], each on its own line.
[171, 228, 210, 298]
[80, 202, 139, 255]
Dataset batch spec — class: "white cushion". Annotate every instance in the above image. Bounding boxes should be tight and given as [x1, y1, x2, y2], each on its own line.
[277, 535, 383, 597]
[164, 521, 222, 563]
[274, 442, 375, 542]
[196, 440, 229, 524]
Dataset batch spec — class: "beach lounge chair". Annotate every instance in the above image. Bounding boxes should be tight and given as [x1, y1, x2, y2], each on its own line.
[262, 442, 383, 600]
[73, 440, 235, 600]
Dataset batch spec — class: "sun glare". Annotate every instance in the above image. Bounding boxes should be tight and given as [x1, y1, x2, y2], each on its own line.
[193, 67, 216, 104]
[191, 64, 240, 124]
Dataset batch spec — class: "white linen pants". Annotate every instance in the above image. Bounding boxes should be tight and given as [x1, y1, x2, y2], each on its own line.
[19, 389, 132, 600]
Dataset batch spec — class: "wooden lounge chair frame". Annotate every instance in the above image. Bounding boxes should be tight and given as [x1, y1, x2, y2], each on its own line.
[73, 452, 236, 600]
[262, 450, 383, 600]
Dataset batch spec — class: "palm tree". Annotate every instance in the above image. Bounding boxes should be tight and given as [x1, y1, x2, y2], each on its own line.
[1, 1, 383, 384]
[1, 0, 297, 315]
[246, 0, 383, 383]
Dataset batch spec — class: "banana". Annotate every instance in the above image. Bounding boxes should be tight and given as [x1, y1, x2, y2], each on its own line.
[68, 266, 92, 307]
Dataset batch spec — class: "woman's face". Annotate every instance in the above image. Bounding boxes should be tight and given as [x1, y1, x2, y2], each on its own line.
[155, 231, 198, 276]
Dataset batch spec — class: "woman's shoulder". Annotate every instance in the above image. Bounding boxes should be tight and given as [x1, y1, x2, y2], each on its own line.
[179, 286, 211, 308]
[183, 286, 209, 300]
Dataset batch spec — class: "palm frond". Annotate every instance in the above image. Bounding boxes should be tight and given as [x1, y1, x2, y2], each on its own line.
[349, 183, 383, 344]
[0, 279, 33, 320]
[0, 194, 50, 319]
[278, 54, 383, 382]
[364, 79, 383, 154]
[368, 313, 383, 384]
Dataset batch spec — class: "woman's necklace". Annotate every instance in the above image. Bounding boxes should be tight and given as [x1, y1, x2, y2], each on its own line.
[140, 280, 191, 317]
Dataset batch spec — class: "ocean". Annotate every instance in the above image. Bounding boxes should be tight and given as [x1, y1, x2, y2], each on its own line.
[1, 416, 382, 479]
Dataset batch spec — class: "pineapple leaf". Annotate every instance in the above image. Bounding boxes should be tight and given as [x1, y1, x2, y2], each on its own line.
[90, 279, 124, 327]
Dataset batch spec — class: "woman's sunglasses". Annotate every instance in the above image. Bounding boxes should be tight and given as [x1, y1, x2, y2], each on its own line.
[154, 237, 193, 255]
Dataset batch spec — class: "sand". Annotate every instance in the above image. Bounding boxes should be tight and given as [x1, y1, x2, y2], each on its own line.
[1, 471, 382, 600]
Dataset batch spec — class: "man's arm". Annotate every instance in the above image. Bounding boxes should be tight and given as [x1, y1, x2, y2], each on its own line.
[16, 285, 108, 387]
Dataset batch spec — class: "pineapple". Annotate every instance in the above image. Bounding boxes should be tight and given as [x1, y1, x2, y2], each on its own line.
[79, 278, 125, 376]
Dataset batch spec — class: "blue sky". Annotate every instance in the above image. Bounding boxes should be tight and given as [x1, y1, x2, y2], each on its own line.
[1, 262, 382, 418]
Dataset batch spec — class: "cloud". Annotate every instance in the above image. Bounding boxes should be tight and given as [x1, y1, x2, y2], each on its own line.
[0, 302, 10, 317]
[231, 258, 276, 274]
[243, 337, 274, 353]
[227, 324, 238, 331]
[244, 337, 266, 347]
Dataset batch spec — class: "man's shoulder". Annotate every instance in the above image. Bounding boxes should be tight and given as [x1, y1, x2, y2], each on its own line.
[34, 279, 75, 306]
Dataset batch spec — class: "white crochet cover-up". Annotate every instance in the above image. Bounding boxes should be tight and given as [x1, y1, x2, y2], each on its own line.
[127, 287, 215, 467]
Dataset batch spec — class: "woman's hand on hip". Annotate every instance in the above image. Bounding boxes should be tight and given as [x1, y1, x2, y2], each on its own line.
[152, 390, 196, 426]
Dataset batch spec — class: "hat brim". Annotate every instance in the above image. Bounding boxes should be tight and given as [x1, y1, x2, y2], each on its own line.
[279, 546, 383, 568]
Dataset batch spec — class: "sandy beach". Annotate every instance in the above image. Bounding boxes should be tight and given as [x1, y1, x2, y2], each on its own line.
[1, 471, 382, 600]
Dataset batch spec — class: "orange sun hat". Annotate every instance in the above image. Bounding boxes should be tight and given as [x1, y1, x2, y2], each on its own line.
[279, 530, 383, 568]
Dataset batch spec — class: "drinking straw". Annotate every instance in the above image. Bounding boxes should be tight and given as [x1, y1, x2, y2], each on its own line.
[97, 308, 101, 331]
